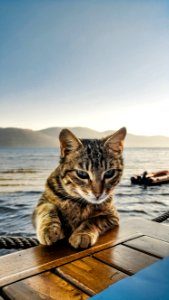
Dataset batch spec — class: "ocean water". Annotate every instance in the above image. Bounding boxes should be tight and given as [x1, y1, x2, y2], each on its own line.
[0, 147, 169, 255]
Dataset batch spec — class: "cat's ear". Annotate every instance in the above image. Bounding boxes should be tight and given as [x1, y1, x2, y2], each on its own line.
[103, 127, 127, 153]
[59, 129, 82, 157]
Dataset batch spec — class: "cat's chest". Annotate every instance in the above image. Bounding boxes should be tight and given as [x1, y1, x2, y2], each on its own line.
[59, 201, 96, 228]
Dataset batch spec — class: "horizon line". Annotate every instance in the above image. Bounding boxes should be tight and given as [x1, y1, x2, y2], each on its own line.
[0, 125, 169, 138]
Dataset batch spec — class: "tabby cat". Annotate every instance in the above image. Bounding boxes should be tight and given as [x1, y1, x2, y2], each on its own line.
[32, 127, 126, 249]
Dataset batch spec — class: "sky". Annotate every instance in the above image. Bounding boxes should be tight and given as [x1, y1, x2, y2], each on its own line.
[0, 0, 169, 136]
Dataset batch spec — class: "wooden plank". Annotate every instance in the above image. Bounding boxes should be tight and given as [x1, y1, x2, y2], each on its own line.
[124, 235, 169, 258]
[124, 218, 169, 242]
[2, 272, 88, 300]
[94, 244, 158, 275]
[57, 256, 127, 296]
[1, 218, 168, 288]
[0, 222, 141, 287]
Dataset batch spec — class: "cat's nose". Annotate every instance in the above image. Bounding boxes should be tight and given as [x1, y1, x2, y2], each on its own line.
[94, 192, 102, 200]
[92, 182, 103, 200]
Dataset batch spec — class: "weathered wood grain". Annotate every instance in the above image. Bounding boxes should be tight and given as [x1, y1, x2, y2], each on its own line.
[94, 244, 158, 275]
[124, 235, 169, 258]
[0, 223, 140, 287]
[56, 256, 127, 295]
[126, 219, 169, 242]
[1, 219, 168, 289]
[2, 272, 88, 300]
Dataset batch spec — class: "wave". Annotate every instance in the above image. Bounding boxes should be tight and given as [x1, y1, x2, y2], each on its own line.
[26, 191, 42, 195]
[116, 193, 148, 197]
[0, 231, 36, 237]
[0, 207, 18, 213]
[0, 190, 42, 196]
[150, 201, 168, 206]
[118, 208, 148, 215]
[1, 168, 37, 174]
[116, 192, 169, 197]
[0, 184, 37, 187]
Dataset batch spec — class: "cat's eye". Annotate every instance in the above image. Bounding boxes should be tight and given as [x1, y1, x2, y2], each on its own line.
[76, 170, 89, 180]
[104, 169, 116, 179]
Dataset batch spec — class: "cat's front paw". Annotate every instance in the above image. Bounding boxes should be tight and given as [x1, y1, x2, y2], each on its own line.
[69, 231, 99, 249]
[37, 222, 64, 246]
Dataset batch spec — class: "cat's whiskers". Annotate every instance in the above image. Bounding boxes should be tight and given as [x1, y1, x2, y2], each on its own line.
[75, 187, 108, 204]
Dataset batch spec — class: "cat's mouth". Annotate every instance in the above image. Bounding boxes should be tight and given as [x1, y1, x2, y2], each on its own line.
[76, 188, 109, 204]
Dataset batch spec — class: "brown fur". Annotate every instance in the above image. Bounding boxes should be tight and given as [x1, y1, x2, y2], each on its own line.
[32, 127, 127, 249]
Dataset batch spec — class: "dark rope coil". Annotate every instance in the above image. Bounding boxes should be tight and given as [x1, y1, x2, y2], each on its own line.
[0, 236, 39, 249]
[0, 211, 169, 250]
[152, 210, 169, 223]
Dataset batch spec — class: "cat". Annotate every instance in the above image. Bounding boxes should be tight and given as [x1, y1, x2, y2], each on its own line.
[32, 127, 127, 249]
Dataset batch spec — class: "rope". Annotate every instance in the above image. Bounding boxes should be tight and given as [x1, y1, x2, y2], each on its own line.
[0, 211, 169, 250]
[0, 236, 39, 249]
[152, 210, 169, 223]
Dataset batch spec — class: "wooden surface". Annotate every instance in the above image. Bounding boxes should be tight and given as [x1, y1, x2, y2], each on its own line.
[124, 235, 169, 258]
[94, 244, 158, 275]
[0, 218, 169, 300]
[3, 273, 88, 300]
[57, 256, 127, 295]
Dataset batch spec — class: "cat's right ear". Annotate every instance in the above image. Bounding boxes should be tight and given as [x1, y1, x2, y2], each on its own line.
[59, 129, 82, 157]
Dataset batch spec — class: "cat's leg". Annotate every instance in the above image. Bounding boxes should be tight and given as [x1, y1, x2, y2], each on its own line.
[33, 202, 64, 246]
[69, 211, 119, 249]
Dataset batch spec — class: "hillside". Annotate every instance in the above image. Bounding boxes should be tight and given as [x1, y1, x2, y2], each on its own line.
[39, 127, 102, 139]
[125, 133, 169, 148]
[0, 128, 56, 147]
[0, 127, 169, 148]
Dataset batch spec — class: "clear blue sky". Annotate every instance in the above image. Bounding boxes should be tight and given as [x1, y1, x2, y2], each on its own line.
[0, 0, 169, 136]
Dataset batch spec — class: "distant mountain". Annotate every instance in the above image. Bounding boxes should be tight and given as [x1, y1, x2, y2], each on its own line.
[39, 127, 102, 139]
[0, 127, 169, 148]
[0, 128, 56, 147]
[125, 133, 169, 148]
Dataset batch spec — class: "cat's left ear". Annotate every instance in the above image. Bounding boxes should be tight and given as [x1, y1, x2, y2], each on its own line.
[59, 129, 82, 157]
[103, 127, 127, 153]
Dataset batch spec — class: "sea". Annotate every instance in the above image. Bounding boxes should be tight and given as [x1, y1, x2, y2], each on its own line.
[0, 147, 169, 256]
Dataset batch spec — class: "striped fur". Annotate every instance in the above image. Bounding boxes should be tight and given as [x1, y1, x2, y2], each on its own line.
[32, 127, 127, 248]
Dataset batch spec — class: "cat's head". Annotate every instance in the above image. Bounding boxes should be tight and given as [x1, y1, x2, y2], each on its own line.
[59, 127, 126, 205]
